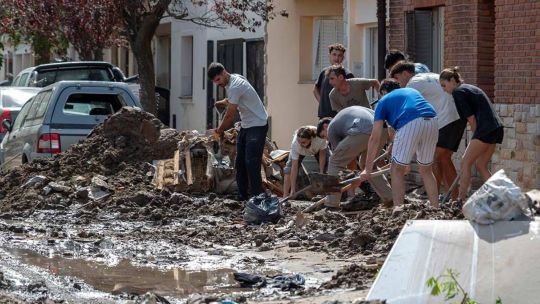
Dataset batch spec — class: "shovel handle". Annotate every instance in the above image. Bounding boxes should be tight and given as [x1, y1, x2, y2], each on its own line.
[339, 165, 391, 186]
[279, 185, 312, 205]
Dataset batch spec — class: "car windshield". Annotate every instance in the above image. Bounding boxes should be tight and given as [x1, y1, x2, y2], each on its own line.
[34, 68, 113, 87]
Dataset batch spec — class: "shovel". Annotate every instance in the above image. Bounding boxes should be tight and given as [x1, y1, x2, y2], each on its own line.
[308, 164, 391, 194]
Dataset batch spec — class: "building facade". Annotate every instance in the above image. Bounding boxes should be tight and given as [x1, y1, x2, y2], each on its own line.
[389, 0, 539, 189]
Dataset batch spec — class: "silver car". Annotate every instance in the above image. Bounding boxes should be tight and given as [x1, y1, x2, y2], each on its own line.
[0, 81, 142, 171]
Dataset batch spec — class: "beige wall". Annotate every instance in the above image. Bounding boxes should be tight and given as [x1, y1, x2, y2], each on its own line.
[267, 0, 344, 148]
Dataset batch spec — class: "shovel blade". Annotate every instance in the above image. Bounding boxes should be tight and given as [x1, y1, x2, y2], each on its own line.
[308, 173, 342, 193]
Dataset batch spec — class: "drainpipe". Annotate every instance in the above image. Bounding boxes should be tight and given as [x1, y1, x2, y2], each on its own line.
[377, 0, 387, 81]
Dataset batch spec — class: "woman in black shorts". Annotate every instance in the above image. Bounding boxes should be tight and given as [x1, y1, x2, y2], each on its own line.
[439, 67, 504, 201]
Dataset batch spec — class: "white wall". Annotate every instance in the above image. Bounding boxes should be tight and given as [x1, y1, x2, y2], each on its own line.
[169, 19, 264, 133]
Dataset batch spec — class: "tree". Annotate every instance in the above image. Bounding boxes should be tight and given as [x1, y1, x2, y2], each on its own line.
[117, 0, 279, 115]
[1, 0, 67, 64]
[59, 0, 125, 60]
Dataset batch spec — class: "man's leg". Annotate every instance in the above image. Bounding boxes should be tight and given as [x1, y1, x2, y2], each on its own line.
[244, 124, 269, 197]
[392, 117, 427, 206]
[235, 128, 249, 200]
[328, 134, 370, 175]
[418, 164, 439, 207]
[390, 163, 407, 206]
[415, 118, 440, 207]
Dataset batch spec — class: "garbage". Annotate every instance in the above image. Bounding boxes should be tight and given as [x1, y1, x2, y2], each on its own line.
[463, 169, 532, 224]
[21, 175, 48, 188]
[233, 272, 305, 290]
[243, 193, 281, 225]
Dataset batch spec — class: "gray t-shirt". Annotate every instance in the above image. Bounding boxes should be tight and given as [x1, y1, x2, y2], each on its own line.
[315, 67, 354, 118]
[327, 106, 375, 150]
[329, 78, 372, 112]
[226, 74, 268, 128]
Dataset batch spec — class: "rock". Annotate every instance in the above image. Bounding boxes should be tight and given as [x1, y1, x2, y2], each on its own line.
[258, 244, 272, 252]
[288, 240, 301, 247]
[76, 188, 89, 199]
[91, 175, 110, 189]
[48, 182, 71, 193]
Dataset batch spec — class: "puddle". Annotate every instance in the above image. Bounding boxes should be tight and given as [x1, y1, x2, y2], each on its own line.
[5, 248, 248, 297]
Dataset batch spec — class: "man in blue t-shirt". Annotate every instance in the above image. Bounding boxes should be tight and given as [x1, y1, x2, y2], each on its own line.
[359, 79, 440, 208]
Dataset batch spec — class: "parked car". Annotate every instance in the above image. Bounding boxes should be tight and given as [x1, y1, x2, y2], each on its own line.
[0, 81, 142, 171]
[0, 87, 41, 141]
[12, 61, 170, 126]
[11, 61, 122, 88]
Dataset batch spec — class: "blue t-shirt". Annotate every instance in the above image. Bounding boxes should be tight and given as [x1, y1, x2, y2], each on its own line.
[374, 88, 436, 130]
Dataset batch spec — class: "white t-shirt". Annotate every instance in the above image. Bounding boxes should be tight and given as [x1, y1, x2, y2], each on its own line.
[289, 132, 327, 160]
[406, 72, 460, 129]
[226, 74, 268, 128]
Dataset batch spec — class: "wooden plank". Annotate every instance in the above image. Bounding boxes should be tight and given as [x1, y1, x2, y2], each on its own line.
[185, 150, 193, 185]
[173, 150, 180, 185]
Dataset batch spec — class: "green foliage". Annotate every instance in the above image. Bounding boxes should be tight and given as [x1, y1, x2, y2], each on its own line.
[426, 269, 501, 304]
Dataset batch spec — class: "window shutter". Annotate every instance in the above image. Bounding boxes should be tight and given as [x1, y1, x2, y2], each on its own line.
[312, 17, 344, 80]
[405, 11, 416, 62]
[414, 10, 433, 70]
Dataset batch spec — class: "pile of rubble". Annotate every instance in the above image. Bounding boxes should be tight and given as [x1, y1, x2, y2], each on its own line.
[0, 107, 181, 216]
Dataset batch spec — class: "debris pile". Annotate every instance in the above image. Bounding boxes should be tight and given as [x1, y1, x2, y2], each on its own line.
[0, 107, 179, 216]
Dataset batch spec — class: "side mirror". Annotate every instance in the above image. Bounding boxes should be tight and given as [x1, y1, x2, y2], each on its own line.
[2, 119, 12, 133]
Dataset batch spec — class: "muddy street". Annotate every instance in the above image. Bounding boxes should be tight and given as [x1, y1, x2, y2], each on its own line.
[0, 109, 463, 303]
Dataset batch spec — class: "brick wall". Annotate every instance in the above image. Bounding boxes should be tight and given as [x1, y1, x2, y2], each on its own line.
[388, 0, 539, 191]
[492, 0, 540, 190]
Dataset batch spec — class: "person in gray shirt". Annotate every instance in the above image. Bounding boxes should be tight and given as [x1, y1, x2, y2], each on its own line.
[208, 62, 268, 201]
[317, 106, 391, 205]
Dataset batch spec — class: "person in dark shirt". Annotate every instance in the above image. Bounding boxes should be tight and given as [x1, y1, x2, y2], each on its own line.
[439, 67, 504, 201]
[313, 43, 354, 118]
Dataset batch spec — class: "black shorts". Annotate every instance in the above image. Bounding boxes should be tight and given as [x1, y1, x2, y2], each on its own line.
[437, 119, 467, 152]
[474, 127, 504, 144]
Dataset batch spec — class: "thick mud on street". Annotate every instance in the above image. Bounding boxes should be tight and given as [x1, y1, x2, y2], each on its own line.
[0, 109, 464, 303]
[0, 206, 376, 303]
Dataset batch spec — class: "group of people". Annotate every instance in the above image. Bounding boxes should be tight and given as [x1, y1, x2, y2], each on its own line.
[207, 43, 504, 208]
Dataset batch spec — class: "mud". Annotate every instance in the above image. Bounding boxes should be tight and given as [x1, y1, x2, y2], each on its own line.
[0, 109, 466, 302]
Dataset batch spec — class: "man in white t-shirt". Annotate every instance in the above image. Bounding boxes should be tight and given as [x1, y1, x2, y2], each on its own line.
[390, 61, 466, 199]
[282, 126, 327, 198]
[208, 62, 269, 201]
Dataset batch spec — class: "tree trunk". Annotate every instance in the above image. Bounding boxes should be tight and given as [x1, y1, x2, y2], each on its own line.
[33, 35, 51, 65]
[132, 41, 157, 115]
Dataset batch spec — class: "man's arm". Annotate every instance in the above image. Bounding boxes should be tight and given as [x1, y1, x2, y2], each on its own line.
[318, 148, 327, 173]
[215, 102, 239, 135]
[313, 86, 321, 103]
[360, 120, 384, 180]
[467, 115, 477, 133]
[289, 159, 300, 195]
[369, 79, 380, 92]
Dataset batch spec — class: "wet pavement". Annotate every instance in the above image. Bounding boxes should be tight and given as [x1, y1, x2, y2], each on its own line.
[0, 209, 371, 303]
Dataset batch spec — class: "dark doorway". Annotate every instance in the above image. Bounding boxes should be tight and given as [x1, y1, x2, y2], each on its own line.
[206, 38, 244, 128]
[246, 39, 265, 101]
[206, 40, 214, 129]
[216, 39, 244, 101]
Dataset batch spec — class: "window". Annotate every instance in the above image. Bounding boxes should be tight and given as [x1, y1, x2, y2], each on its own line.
[405, 7, 445, 72]
[180, 36, 193, 97]
[312, 17, 344, 80]
[18, 73, 29, 86]
[11, 99, 33, 131]
[22, 93, 44, 127]
[34, 68, 113, 87]
[63, 94, 123, 116]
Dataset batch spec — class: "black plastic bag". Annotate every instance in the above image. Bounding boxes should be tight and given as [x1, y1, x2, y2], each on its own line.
[243, 193, 281, 225]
